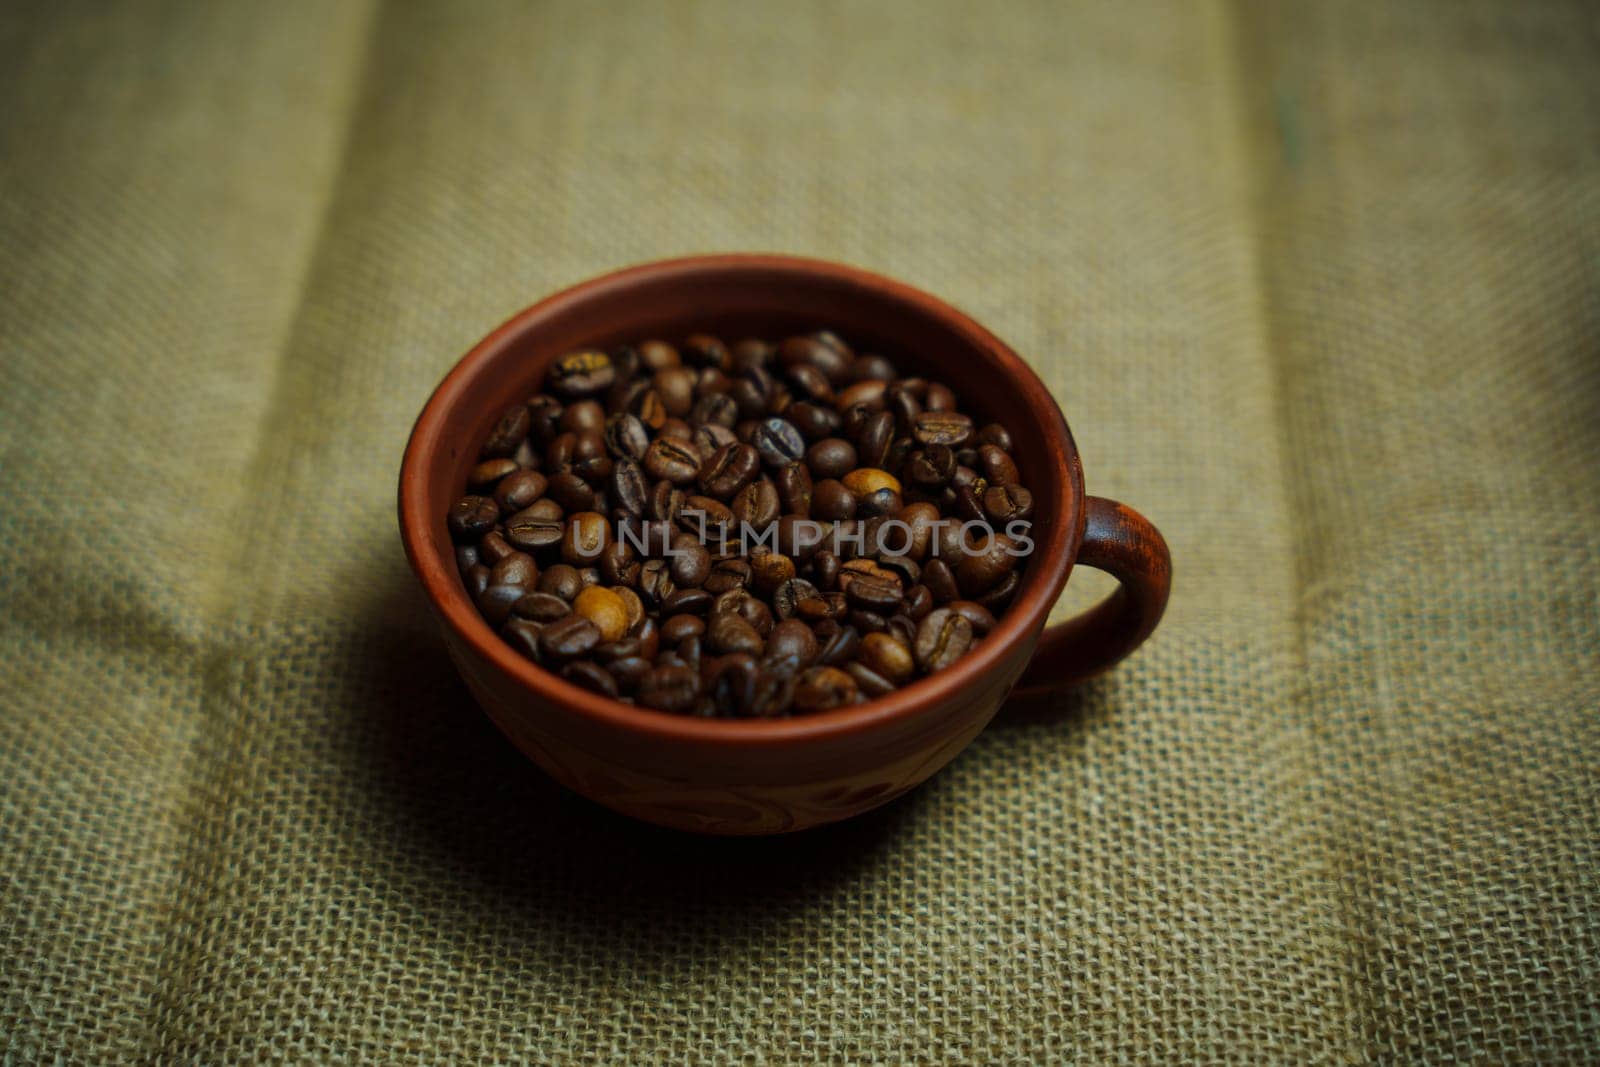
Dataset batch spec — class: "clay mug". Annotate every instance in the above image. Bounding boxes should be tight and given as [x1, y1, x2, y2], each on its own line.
[399, 254, 1171, 834]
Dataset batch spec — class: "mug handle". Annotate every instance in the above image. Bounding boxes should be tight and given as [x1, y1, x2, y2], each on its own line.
[1011, 496, 1172, 696]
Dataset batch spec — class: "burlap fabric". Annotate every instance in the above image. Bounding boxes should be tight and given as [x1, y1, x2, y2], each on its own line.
[3, 1, 1597, 1061]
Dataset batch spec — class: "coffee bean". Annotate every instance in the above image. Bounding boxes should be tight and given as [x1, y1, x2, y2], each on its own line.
[707, 612, 764, 656]
[819, 625, 861, 667]
[983, 483, 1033, 523]
[978, 443, 1020, 487]
[494, 470, 548, 512]
[766, 618, 819, 665]
[653, 367, 696, 417]
[448, 495, 500, 540]
[806, 437, 857, 479]
[912, 411, 973, 448]
[683, 333, 731, 370]
[753, 417, 807, 468]
[501, 617, 543, 662]
[748, 666, 797, 717]
[712, 589, 773, 636]
[603, 413, 649, 460]
[606, 655, 652, 692]
[482, 404, 532, 456]
[697, 442, 760, 499]
[845, 661, 896, 699]
[904, 584, 934, 620]
[504, 514, 564, 552]
[456, 544, 480, 574]
[780, 335, 852, 383]
[470, 457, 520, 488]
[489, 551, 539, 590]
[906, 445, 956, 488]
[476, 582, 526, 626]
[638, 665, 700, 713]
[793, 666, 858, 712]
[637, 558, 675, 608]
[464, 563, 491, 600]
[573, 585, 629, 643]
[776, 462, 813, 517]
[546, 472, 596, 512]
[856, 410, 895, 469]
[800, 593, 848, 622]
[661, 614, 705, 644]
[973, 570, 1019, 612]
[841, 468, 901, 498]
[946, 599, 997, 637]
[732, 480, 780, 528]
[812, 479, 856, 521]
[956, 533, 1020, 596]
[539, 614, 600, 662]
[669, 537, 712, 588]
[912, 608, 973, 674]
[512, 591, 571, 622]
[561, 659, 619, 697]
[638, 340, 680, 371]
[842, 570, 903, 611]
[976, 423, 1012, 451]
[788, 401, 840, 441]
[644, 437, 701, 484]
[549, 350, 615, 397]
[750, 552, 796, 596]
[559, 399, 606, 435]
[772, 577, 820, 619]
[661, 587, 713, 616]
[647, 481, 684, 524]
[704, 557, 752, 594]
[859, 632, 914, 683]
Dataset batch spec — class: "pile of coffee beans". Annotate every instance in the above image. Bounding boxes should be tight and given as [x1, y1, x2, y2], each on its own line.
[447, 331, 1035, 717]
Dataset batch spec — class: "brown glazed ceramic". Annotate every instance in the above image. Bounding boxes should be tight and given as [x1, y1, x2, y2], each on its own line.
[399, 255, 1171, 834]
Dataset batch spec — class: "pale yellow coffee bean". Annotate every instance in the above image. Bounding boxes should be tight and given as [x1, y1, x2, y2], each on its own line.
[573, 586, 629, 644]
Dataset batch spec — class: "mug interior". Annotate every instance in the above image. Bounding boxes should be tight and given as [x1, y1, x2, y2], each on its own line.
[401, 255, 1083, 737]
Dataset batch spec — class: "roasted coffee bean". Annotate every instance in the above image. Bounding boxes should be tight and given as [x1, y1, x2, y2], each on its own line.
[669, 537, 712, 588]
[859, 632, 915, 684]
[489, 551, 539, 590]
[604, 413, 650, 460]
[482, 404, 532, 456]
[661, 587, 713, 616]
[494, 470, 548, 512]
[800, 593, 848, 622]
[606, 656, 652, 692]
[837, 379, 888, 412]
[819, 625, 861, 667]
[845, 661, 896, 699]
[780, 335, 852, 383]
[810, 549, 841, 591]
[561, 660, 619, 697]
[527, 396, 563, 442]
[707, 612, 764, 656]
[477, 583, 525, 626]
[539, 614, 600, 662]
[661, 614, 706, 644]
[784, 362, 835, 406]
[976, 423, 1012, 451]
[983, 483, 1033, 523]
[470, 457, 520, 488]
[753, 417, 807, 468]
[561, 511, 610, 565]
[456, 544, 480, 574]
[609, 459, 647, 518]
[956, 533, 1020, 596]
[647, 481, 684, 524]
[653, 367, 696, 418]
[538, 564, 583, 601]
[772, 577, 820, 619]
[793, 666, 858, 712]
[842, 468, 901, 499]
[682, 333, 731, 370]
[766, 618, 819, 665]
[886, 613, 918, 647]
[812, 479, 856, 521]
[904, 584, 935, 620]
[477, 531, 515, 567]
[924, 382, 956, 412]
[550, 350, 615, 397]
[947, 599, 997, 637]
[850, 354, 896, 382]
[577, 566, 602, 589]
[978, 443, 1020, 487]
[856, 410, 895, 469]
[637, 559, 675, 608]
[638, 339, 680, 371]
[644, 437, 701, 484]
[617, 586, 646, 632]
[692, 424, 738, 457]
[464, 563, 491, 600]
[682, 496, 735, 542]
[750, 552, 796, 596]
[748, 667, 797, 717]
[906, 445, 956, 488]
[501, 617, 543, 662]
[698, 442, 760, 499]
[713, 589, 774, 636]
[806, 438, 857, 479]
[973, 570, 1019, 612]
[707, 653, 759, 717]
[911, 411, 973, 448]
[842, 571, 903, 611]
[788, 401, 840, 442]
[914, 608, 974, 673]
[559, 400, 606, 435]
[638, 665, 701, 712]
[547, 472, 596, 512]
[732, 480, 781, 528]
[503, 514, 563, 551]
[704, 557, 752, 594]
[448, 495, 500, 540]
[856, 486, 902, 519]
[848, 608, 887, 633]
[512, 591, 571, 623]
[775, 462, 813, 517]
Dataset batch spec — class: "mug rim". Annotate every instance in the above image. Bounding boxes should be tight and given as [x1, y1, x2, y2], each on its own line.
[398, 253, 1084, 747]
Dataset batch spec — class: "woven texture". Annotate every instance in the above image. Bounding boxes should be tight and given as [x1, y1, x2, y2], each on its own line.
[3, 1, 1597, 1061]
